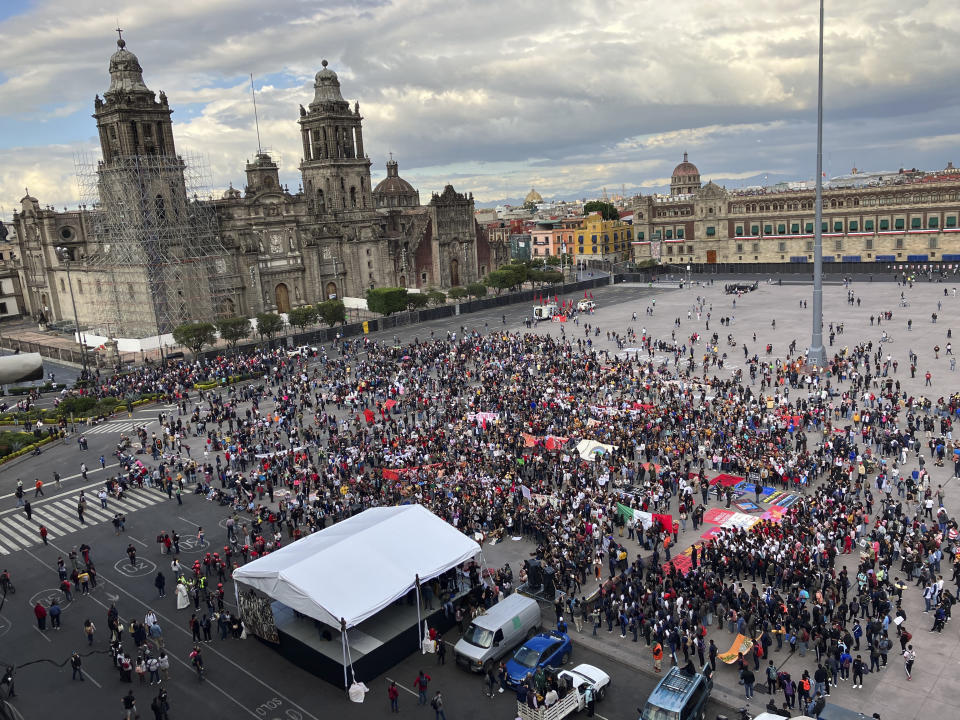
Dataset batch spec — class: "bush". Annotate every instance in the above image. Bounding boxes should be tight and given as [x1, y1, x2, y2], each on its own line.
[0, 434, 58, 463]
[54, 396, 98, 417]
[0, 430, 36, 458]
[466, 283, 488, 298]
[448, 286, 468, 300]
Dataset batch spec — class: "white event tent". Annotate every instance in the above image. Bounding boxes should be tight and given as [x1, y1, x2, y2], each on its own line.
[233, 502, 480, 628]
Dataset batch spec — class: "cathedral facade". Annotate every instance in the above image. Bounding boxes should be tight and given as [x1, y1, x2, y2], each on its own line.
[9, 38, 508, 337]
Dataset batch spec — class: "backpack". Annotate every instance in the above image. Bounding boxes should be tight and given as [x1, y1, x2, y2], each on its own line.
[430, 698, 438, 710]
[801, 678, 810, 691]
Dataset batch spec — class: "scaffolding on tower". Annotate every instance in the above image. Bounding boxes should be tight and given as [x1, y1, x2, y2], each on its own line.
[74, 150, 239, 341]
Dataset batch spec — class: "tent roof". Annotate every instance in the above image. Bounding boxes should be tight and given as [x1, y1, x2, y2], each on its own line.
[232, 504, 480, 627]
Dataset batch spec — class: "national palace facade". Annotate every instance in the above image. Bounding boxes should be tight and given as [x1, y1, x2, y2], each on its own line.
[632, 154, 960, 267]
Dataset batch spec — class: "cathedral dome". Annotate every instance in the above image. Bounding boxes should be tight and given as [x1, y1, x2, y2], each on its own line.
[524, 188, 543, 204]
[672, 152, 699, 180]
[106, 36, 151, 96]
[374, 157, 419, 208]
[311, 59, 345, 106]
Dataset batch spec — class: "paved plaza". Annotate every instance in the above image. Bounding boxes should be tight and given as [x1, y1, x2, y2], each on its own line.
[0, 275, 957, 720]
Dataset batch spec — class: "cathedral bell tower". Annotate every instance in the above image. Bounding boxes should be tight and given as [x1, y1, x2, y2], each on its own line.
[94, 33, 177, 165]
[92, 32, 188, 210]
[298, 60, 372, 215]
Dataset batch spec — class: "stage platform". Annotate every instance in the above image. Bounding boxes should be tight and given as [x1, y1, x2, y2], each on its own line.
[268, 580, 470, 686]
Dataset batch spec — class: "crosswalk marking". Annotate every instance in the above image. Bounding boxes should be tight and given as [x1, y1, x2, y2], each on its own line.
[4, 512, 37, 545]
[0, 488, 169, 554]
[32, 507, 75, 536]
[83, 420, 150, 435]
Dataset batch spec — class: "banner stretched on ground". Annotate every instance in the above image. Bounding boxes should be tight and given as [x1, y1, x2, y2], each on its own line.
[717, 633, 755, 664]
[616, 503, 672, 531]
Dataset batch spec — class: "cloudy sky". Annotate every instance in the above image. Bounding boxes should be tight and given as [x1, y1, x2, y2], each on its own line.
[1, 0, 958, 214]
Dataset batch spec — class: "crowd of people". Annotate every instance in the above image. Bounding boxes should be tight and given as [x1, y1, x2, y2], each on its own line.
[14, 281, 959, 718]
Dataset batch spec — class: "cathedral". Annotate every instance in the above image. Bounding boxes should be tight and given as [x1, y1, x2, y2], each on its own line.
[9, 37, 508, 339]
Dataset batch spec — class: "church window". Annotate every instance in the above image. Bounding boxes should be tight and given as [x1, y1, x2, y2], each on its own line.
[109, 126, 117, 140]
[128, 284, 135, 298]
[316, 189, 325, 211]
[77, 279, 83, 294]
[155, 194, 166, 221]
[60, 278, 65, 292]
[96, 280, 102, 294]
[144, 124, 153, 138]
[350, 187, 357, 207]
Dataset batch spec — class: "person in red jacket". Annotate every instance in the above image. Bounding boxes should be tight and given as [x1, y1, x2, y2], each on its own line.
[388, 681, 400, 712]
[34, 602, 47, 630]
[413, 670, 431, 705]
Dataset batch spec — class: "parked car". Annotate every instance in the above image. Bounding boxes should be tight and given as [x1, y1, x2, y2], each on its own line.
[503, 631, 572, 688]
[557, 663, 611, 700]
[286, 345, 318, 357]
[454, 594, 541, 673]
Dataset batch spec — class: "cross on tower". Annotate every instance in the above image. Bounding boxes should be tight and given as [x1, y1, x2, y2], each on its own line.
[116, 26, 123, 41]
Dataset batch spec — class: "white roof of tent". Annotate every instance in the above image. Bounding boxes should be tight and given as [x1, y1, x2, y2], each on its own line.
[232, 504, 480, 627]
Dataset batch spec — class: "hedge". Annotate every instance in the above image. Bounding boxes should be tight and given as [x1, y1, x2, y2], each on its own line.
[0, 433, 59, 463]
[5, 382, 67, 396]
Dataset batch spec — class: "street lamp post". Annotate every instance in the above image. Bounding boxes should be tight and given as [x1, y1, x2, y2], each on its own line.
[806, 0, 828, 369]
[55, 246, 88, 377]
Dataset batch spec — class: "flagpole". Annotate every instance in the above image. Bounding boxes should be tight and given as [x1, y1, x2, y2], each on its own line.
[807, 0, 828, 369]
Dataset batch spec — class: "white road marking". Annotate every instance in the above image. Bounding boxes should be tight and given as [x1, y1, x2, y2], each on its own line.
[81, 668, 102, 687]
[384, 676, 420, 698]
[40, 538, 323, 720]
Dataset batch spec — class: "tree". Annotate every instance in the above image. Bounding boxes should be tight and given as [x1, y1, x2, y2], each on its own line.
[406, 293, 430, 311]
[216, 317, 251, 352]
[583, 200, 619, 221]
[425, 289, 447, 306]
[315, 299, 346, 327]
[484, 269, 513, 296]
[448, 286, 469, 300]
[287, 305, 317, 333]
[542, 270, 563, 285]
[527, 269, 545, 287]
[366, 287, 409, 316]
[545, 255, 561, 266]
[255, 312, 285, 340]
[505, 263, 529, 289]
[172, 321, 216, 358]
[466, 283, 487, 298]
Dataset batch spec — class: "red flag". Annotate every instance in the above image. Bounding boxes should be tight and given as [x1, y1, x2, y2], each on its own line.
[589, 292, 593, 300]
[554, 295, 558, 304]
[363, 409, 375, 424]
[584, 290, 588, 299]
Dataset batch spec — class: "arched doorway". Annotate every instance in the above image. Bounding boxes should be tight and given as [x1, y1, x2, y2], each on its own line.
[274, 283, 291, 313]
[398, 275, 406, 287]
[325, 282, 338, 300]
[450, 259, 460, 287]
[217, 298, 236, 317]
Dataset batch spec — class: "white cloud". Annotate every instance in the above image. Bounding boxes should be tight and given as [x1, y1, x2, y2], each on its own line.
[1, 0, 958, 211]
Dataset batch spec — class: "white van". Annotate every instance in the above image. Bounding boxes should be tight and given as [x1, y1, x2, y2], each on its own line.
[454, 594, 541, 673]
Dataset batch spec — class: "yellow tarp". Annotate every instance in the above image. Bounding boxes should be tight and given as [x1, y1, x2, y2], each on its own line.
[717, 633, 755, 664]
